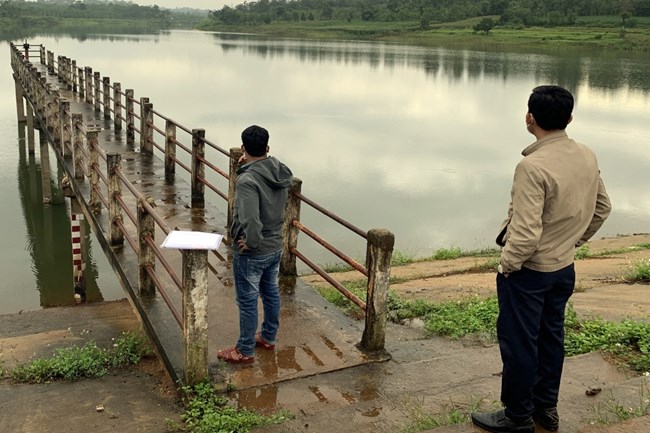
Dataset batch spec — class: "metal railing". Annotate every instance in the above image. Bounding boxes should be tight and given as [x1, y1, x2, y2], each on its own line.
[10, 42, 395, 385]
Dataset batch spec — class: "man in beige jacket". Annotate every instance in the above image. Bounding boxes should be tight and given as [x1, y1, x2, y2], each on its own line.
[472, 85, 611, 433]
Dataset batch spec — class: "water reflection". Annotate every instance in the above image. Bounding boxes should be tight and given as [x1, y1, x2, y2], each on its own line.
[210, 32, 650, 93]
[16, 127, 104, 308]
[3, 31, 649, 274]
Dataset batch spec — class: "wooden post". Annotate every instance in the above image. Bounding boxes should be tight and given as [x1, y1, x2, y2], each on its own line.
[72, 113, 84, 181]
[140, 98, 153, 153]
[137, 197, 156, 297]
[279, 178, 302, 293]
[103, 76, 111, 119]
[182, 249, 209, 385]
[87, 128, 102, 213]
[113, 83, 122, 131]
[191, 129, 205, 208]
[93, 72, 101, 112]
[60, 100, 71, 158]
[84, 67, 92, 104]
[39, 46, 45, 64]
[14, 75, 26, 123]
[39, 131, 52, 205]
[360, 228, 395, 352]
[126, 89, 134, 146]
[165, 119, 176, 180]
[107, 153, 124, 246]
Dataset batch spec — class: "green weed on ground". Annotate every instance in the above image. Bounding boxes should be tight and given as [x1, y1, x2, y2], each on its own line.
[590, 379, 650, 424]
[402, 395, 492, 432]
[177, 382, 291, 433]
[626, 259, 650, 282]
[10, 331, 151, 383]
[411, 296, 650, 373]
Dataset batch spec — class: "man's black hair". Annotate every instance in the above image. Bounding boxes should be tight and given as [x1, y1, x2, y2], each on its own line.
[528, 85, 574, 131]
[241, 125, 269, 157]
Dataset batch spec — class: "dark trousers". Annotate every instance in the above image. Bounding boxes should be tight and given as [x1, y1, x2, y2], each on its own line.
[496, 264, 575, 421]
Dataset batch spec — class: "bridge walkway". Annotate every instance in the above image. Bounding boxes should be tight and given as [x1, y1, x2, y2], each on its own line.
[26, 59, 382, 389]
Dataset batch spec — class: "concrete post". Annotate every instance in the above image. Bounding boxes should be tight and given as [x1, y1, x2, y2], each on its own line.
[191, 129, 205, 208]
[60, 100, 71, 158]
[78, 66, 85, 99]
[280, 178, 302, 293]
[47, 51, 54, 74]
[93, 72, 101, 113]
[87, 128, 101, 213]
[26, 102, 35, 154]
[126, 89, 134, 146]
[107, 153, 124, 246]
[71, 60, 78, 92]
[182, 249, 209, 385]
[360, 228, 395, 352]
[137, 197, 156, 297]
[165, 120, 176, 180]
[39, 131, 52, 205]
[228, 147, 243, 244]
[73, 113, 84, 181]
[51, 89, 61, 148]
[14, 75, 26, 123]
[103, 76, 111, 119]
[140, 98, 152, 153]
[70, 202, 86, 304]
[113, 83, 122, 131]
[84, 67, 92, 104]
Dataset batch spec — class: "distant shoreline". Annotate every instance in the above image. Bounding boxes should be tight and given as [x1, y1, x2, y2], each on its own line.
[196, 20, 650, 53]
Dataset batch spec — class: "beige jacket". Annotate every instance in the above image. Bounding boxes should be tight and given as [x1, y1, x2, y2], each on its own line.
[498, 130, 611, 273]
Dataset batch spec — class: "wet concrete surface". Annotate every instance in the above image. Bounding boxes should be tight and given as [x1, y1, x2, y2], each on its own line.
[0, 300, 182, 433]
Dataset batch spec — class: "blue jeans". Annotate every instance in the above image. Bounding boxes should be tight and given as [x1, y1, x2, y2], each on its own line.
[233, 250, 282, 357]
[497, 264, 575, 421]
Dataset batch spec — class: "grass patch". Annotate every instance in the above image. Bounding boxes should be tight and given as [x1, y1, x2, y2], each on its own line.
[179, 381, 291, 433]
[429, 247, 500, 261]
[390, 294, 650, 373]
[10, 331, 151, 383]
[575, 243, 650, 260]
[402, 395, 491, 432]
[590, 380, 650, 424]
[626, 259, 650, 282]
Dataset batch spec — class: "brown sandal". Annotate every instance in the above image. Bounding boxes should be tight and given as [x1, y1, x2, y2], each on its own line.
[255, 333, 275, 350]
[217, 347, 254, 364]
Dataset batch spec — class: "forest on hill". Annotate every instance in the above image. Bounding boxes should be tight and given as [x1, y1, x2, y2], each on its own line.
[207, 0, 650, 28]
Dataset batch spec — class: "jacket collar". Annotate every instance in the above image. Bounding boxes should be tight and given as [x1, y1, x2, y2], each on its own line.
[522, 130, 568, 156]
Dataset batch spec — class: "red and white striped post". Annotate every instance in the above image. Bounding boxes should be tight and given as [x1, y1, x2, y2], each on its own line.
[71, 212, 86, 303]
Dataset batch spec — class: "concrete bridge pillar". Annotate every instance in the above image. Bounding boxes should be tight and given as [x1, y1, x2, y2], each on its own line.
[361, 228, 395, 353]
[182, 249, 209, 385]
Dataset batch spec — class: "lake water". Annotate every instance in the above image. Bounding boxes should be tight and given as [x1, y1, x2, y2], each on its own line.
[1, 30, 649, 314]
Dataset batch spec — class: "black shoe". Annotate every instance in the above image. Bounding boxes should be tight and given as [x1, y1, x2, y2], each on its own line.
[471, 409, 534, 433]
[533, 407, 559, 431]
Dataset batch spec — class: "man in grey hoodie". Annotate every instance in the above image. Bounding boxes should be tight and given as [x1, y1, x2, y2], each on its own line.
[217, 125, 293, 364]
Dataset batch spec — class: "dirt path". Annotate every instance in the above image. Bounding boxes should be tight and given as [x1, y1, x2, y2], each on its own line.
[303, 234, 650, 322]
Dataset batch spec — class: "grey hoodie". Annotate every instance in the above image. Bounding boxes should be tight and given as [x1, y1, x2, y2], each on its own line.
[230, 156, 293, 255]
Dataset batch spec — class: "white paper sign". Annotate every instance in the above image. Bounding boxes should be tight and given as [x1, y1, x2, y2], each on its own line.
[160, 230, 224, 250]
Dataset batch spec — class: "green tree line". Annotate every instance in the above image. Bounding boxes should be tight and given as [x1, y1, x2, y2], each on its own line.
[208, 0, 650, 27]
[0, 0, 212, 26]
[0, 0, 171, 22]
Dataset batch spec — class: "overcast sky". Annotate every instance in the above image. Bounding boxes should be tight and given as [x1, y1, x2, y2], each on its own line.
[133, 1, 236, 10]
